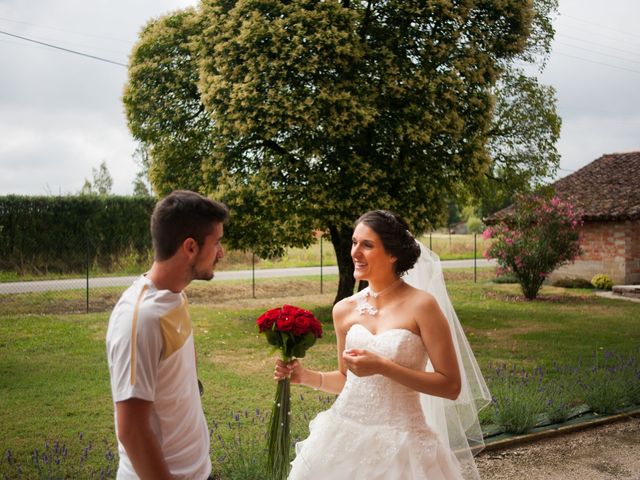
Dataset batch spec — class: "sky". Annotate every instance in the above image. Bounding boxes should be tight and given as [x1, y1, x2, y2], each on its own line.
[0, 0, 638, 196]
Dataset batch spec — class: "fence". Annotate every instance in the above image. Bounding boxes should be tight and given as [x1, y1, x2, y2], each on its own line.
[0, 233, 492, 316]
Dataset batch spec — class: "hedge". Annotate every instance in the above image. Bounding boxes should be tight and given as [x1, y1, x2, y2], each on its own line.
[0, 195, 156, 275]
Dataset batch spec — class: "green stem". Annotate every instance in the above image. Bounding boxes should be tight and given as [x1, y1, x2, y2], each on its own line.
[267, 367, 291, 480]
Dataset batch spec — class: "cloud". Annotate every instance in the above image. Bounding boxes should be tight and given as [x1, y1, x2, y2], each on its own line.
[0, 108, 135, 195]
[0, 0, 639, 195]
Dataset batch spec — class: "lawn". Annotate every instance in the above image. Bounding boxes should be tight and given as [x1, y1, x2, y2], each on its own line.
[1, 270, 638, 478]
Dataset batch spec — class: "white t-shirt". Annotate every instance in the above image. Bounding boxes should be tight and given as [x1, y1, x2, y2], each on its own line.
[106, 275, 211, 480]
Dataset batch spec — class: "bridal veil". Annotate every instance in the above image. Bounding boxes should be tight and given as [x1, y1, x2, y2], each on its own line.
[403, 241, 491, 480]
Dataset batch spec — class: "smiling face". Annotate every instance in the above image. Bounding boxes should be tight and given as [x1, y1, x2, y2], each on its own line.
[351, 222, 397, 282]
[190, 222, 225, 281]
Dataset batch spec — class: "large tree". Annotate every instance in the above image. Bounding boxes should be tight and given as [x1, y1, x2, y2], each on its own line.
[124, 0, 557, 302]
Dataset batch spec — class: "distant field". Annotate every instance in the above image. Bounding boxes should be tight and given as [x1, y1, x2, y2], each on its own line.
[0, 234, 489, 282]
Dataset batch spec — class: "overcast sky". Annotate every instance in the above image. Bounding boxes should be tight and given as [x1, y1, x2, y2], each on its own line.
[1, 0, 638, 196]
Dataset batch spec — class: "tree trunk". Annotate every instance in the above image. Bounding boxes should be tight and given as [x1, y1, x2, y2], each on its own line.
[329, 224, 355, 304]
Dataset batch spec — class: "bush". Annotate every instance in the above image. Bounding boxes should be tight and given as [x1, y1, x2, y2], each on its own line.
[552, 277, 594, 289]
[579, 367, 626, 414]
[542, 383, 575, 424]
[483, 194, 583, 299]
[492, 272, 519, 284]
[466, 216, 485, 234]
[591, 273, 613, 290]
[488, 366, 545, 434]
[0, 195, 155, 275]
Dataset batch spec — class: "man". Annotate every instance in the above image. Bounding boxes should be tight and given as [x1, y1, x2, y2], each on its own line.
[106, 190, 228, 479]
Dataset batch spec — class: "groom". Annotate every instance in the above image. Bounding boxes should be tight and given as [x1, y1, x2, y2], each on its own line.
[106, 190, 228, 479]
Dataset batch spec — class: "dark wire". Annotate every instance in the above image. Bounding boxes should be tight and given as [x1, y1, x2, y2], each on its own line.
[0, 29, 127, 67]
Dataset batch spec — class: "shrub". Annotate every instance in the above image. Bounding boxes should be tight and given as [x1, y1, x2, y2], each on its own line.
[0, 195, 155, 275]
[591, 273, 613, 290]
[542, 383, 575, 424]
[552, 277, 594, 289]
[483, 194, 583, 299]
[488, 366, 545, 434]
[466, 216, 485, 234]
[492, 272, 519, 284]
[579, 367, 626, 414]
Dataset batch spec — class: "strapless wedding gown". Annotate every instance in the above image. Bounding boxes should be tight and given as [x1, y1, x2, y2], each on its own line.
[289, 323, 464, 480]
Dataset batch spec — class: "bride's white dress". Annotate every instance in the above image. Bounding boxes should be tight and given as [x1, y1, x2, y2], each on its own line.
[289, 323, 464, 480]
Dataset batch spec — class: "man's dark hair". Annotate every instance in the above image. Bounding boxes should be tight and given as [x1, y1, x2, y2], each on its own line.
[151, 190, 229, 261]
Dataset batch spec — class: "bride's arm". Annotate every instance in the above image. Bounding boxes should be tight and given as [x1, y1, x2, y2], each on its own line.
[273, 298, 351, 394]
[343, 293, 462, 400]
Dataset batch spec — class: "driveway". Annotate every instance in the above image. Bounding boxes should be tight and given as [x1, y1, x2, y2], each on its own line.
[477, 417, 640, 479]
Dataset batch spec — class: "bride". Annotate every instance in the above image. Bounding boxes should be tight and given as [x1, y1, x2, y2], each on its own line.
[274, 210, 490, 480]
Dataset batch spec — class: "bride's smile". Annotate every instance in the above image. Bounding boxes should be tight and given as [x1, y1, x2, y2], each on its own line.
[351, 223, 397, 284]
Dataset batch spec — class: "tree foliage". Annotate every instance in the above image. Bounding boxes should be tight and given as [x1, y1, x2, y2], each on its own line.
[124, 0, 558, 302]
[80, 160, 114, 196]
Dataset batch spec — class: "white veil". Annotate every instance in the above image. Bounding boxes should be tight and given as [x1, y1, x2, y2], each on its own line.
[403, 241, 491, 480]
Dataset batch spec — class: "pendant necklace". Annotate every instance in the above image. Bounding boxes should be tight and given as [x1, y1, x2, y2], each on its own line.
[355, 278, 403, 316]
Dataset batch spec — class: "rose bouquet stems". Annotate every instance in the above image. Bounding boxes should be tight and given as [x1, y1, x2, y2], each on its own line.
[257, 305, 323, 480]
[267, 354, 292, 480]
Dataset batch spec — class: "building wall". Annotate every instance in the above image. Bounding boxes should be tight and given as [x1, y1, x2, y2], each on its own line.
[549, 220, 638, 284]
[626, 219, 640, 283]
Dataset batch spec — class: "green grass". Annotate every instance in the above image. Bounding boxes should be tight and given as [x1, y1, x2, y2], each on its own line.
[1, 270, 638, 478]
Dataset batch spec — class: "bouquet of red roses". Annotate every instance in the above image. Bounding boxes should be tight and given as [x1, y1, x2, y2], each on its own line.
[257, 305, 322, 480]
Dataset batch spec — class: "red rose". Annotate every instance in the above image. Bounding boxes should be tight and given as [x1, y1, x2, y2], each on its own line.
[309, 317, 323, 338]
[292, 314, 311, 336]
[257, 308, 280, 333]
[276, 310, 295, 332]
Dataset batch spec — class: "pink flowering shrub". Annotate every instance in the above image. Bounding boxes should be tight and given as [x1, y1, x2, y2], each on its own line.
[484, 194, 583, 299]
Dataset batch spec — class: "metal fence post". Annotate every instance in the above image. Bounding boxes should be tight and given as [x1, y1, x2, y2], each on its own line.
[473, 233, 477, 283]
[86, 238, 90, 313]
[429, 231, 432, 251]
[320, 235, 323, 294]
[252, 252, 256, 299]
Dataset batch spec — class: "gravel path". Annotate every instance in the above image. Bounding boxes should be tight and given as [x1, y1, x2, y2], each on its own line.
[476, 417, 640, 479]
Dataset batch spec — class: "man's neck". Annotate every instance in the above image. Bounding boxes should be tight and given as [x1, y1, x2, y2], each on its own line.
[146, 261, 189, 293]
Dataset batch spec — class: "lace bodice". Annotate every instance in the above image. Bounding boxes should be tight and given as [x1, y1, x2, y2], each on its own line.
[331, 323, 429, 430]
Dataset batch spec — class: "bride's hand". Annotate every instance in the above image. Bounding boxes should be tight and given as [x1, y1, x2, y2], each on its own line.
[274, 359, 303, 384]
[342, 348, 386, 377]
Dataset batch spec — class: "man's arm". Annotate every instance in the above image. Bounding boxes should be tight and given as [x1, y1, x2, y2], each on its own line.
[116, 398, 172, 480]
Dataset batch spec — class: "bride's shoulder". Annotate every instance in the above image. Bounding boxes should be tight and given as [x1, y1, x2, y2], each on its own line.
[332, 294, 357, 320]
[404, 285, 438, 311]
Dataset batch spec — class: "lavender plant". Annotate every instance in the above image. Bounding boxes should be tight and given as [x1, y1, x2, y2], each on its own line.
[489, 364, 546, 434]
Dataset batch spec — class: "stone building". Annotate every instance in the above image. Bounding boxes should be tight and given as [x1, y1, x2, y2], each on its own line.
[548, 151, 640, 285]
[486, 151, 640, 285]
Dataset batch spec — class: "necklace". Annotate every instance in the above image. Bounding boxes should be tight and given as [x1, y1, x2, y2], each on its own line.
[355, 278, 403, 316]
[368, 278, 403, 299]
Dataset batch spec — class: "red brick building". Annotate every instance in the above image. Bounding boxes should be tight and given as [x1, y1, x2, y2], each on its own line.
[548, 152, 640, 284]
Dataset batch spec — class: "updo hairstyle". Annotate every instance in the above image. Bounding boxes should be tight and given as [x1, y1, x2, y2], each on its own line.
[355, 210, 421, 276]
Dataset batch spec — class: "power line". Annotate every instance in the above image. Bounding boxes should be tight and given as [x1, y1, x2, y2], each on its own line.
[555, 40, 640, 66]
[0, 15, 130, 43]
[554, 51, 640, 75]
[561, 13, 640, 41]
[0, 29, 127, 67]
[556, 33, 640, 58]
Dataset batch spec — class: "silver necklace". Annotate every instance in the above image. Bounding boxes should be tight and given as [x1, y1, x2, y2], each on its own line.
[355, 278, 403, 316]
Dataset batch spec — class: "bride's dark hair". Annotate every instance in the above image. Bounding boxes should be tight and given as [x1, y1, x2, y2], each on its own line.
[355, 210, 421, 276]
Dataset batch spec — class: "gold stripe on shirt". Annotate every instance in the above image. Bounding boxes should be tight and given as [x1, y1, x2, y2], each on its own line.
[130, 284, 149, 385]
[159, 294, 192, 360]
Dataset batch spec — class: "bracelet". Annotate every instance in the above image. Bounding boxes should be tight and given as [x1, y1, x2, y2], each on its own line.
[313, 372, 324, 391]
